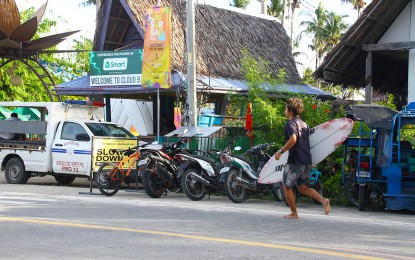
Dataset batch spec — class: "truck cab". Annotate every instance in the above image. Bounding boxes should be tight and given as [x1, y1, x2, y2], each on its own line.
[0, 101, 137, 185]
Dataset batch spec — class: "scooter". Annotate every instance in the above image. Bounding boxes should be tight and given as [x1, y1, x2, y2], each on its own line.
[222, 143, 279, 203]
[138, 129, 191, 198]
[174, 150, 233, 201]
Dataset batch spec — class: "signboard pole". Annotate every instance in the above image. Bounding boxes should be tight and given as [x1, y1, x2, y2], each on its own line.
[186, 0, 197, 126]
[157, 88, 160, 142]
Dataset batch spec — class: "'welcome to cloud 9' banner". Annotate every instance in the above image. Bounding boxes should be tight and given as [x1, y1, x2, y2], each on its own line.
[142, 6, 172, 89]
[89, 49, 143, 87]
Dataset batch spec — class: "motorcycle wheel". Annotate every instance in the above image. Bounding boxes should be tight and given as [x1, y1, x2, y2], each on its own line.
[344, 171, 359, 207]
[142, 169, 165, 198]
[96, 163, 121, 196]
[181, 168, 206, 201]
[274, 182, 284, 202]
[224, 169, 249, 203]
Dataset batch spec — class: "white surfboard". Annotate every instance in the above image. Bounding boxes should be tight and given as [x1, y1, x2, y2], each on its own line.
[257, 118, 354, 184]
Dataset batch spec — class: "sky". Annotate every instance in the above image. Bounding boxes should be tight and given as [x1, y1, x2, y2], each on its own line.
[13, 0, 368, 74]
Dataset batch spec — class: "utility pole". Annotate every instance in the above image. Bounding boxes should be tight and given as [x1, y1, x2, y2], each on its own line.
[186, 0, 197, 126]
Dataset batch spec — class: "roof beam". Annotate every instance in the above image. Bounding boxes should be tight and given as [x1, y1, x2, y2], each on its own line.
[119, 0, 145, 39]
[363, 41, 415, 51]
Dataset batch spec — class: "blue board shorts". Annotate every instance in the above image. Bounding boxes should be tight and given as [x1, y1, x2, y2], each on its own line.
[283, 164, 312, 189]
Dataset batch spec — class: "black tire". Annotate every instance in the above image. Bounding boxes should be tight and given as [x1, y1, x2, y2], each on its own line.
[224, 169, 248, 203]
[96, 163, 121, 196]
[141, 169, 164, 198]
[344, 172, 359, 207]
[311, 178, 324, 204]
[181, 168, 206, 201]
[273, 182, 284, 202]
[5, 158, 29, 184]
[54, 176, 76, 185]
[358, 185, 367, 211]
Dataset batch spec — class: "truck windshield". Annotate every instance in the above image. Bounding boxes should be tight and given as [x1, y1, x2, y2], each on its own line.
[85, 123, 136, 138]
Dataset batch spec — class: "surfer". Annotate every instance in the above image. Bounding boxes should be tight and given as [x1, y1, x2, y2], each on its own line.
[275, 97, 331, 219]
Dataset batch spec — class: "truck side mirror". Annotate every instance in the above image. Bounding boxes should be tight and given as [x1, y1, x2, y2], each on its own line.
[75, 133, 90, 141]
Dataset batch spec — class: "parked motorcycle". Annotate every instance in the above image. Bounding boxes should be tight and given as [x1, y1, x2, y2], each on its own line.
[223, 143, 279, 203]
[174, 150, 232, 201]
[138, 129, 191, 198]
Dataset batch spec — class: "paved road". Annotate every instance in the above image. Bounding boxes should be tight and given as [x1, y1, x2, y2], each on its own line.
[0, 175, 414, 260]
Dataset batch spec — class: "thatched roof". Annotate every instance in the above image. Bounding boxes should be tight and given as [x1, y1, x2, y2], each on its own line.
[314, 0, 410, 95]
[93, 0, 301, 84]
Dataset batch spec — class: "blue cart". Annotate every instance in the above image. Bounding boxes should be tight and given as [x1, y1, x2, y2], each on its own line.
[342, 103, 415, 211]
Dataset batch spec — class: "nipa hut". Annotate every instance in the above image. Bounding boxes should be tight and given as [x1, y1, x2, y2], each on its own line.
[55, 0, 332, 135]
[314, 0, 413, 107]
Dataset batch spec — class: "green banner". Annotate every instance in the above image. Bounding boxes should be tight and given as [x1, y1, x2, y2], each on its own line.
[89, 49, 143, 86]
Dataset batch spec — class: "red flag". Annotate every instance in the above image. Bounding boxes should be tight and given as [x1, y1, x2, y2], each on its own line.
[245, 102, 254, 146]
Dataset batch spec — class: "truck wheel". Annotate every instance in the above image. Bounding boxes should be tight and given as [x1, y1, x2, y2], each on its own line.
[5, 158, 29, 184]
[54, 176, 76, 185]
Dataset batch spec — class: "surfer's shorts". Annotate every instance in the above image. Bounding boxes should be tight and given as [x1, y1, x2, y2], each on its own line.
[283, 164, 312, 188]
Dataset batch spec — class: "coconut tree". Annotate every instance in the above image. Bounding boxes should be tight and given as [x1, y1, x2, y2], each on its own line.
[298, 2, 328, 69]
[340, 0, 366, 17]
[298, 3, 349, 69]
[79, 0, 97, 7]
[323, 11, 349, 53]
[289, 0, 300, 48]
[229, 0, 251, 9]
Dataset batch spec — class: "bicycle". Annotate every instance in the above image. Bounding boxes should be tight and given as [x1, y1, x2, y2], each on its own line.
[95, 145, 142, 196]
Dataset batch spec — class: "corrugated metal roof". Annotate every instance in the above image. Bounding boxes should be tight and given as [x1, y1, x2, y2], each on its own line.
[54, 71, 334, 99]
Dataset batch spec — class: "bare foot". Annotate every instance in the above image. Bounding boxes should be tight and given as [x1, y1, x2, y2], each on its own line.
[283, 213, 299, 219]
[323, 199, 331, 215]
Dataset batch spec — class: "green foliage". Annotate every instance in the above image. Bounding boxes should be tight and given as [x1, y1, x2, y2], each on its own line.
[0, 6, 92, 102]
[230, 0, 251, 9]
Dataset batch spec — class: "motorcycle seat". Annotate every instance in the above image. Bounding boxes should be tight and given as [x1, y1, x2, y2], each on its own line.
[192, 154, 215, 164]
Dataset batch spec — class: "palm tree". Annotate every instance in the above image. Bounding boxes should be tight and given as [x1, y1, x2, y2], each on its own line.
[79, 0, 97, 7]
[229, 0, 251, 9]
[267, 0, 284, 18]
[341, 0, 366, 17]
[323, 11, 349, 52]
[298, 3, 349, 69]
[289, 0, 300, 48]
[257, 0, 267, 14]
[298, 2, 327, 69]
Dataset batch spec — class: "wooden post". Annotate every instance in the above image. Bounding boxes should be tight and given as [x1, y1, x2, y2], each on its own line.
[365, 51, 372, 104]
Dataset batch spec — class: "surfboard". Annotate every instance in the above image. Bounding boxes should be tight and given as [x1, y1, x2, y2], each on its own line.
[257, 118, 354, 184]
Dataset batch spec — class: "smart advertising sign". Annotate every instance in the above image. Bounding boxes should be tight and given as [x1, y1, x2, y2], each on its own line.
[89, 49, 143, 86]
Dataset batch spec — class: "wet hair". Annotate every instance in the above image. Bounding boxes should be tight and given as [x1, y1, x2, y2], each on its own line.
[286, 97, 304, 117]
[11, 112, 18, 118]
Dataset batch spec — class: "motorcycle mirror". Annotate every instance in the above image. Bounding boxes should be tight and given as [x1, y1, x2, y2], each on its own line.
[234, 146, 242, 151]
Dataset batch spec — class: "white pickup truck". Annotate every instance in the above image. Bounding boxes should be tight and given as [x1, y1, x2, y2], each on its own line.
[0, 101, 137, 185]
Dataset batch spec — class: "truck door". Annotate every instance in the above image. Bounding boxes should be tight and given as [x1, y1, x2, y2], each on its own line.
[52, 122, 92, 175]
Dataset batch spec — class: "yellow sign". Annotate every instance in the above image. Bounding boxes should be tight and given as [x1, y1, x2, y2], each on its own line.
[142, 6, 172, 89]
[92, 137, 138, 171]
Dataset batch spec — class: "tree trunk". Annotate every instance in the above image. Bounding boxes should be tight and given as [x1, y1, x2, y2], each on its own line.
[281, 0, 286, 26]
[260, 0, 267, 15]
